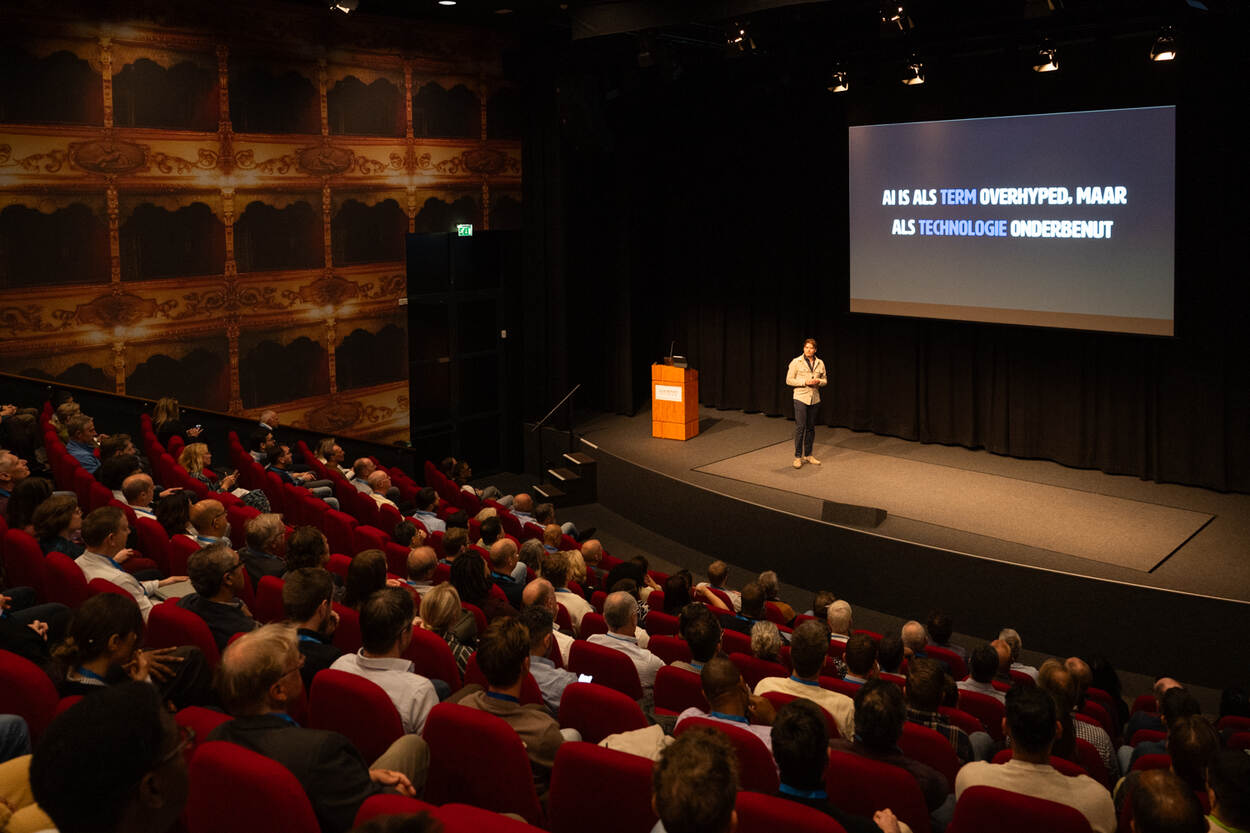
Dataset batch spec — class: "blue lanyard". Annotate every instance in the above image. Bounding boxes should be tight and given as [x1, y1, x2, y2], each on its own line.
[790, 675, 820, 687]
[709, 711, 750, 725]
[273, 712, 300, 726]
[75, 666, 107, 682]
[298, 634, 322, 644]
[485, 691, 520, 703]
[779, 784, 827, 800]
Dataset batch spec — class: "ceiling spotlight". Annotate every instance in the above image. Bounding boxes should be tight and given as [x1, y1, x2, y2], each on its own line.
[902, 57, 925, 86]
[1033, 41, 1059, 72]
[330, 0, 357, 12]
[881, 4, 912, 33]
[437, 1, 457, 5]
[726, 21, 755, 55]
[1150, 26, 1177, 62]
[827, 69, 849, 93]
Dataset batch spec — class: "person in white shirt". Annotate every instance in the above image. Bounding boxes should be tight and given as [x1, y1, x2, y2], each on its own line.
[366, 470, 398, 509]
[122, 473, 158, 519]
[74, 507, 186, 621]
[545, 551, 594, 635]
[956, 644, 1006, 704]
[329, 587, 438, 735]
[519, 605, 578, 715]
[587, 591, 664, 700]
[754, 620, 855, 741]
[955, 685, 1115, 833]
[997, 627, 1039, 680]
[675, 656, 776, 755]
[404, 545, 439, 597]
[786, 337, 827, 468]
[522, 578, 573, 666]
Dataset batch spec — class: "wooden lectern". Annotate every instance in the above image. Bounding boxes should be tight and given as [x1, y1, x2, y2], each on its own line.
[652, 363, 699, 440]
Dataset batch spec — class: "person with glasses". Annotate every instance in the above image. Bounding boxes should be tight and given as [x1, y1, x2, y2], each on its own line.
[178, 542, 257, 652]
[19, 681, 190, 833]
[211, 624, 429, 833]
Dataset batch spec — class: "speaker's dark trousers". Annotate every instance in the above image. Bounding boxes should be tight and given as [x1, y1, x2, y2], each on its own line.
[794, 400, 819, 457]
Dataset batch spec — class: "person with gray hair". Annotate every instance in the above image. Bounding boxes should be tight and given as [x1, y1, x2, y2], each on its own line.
[405, 545, 439, 597]
[178, 542, 257, 651]
[488, 538, 524, 607]
[750, 620, 783, 664]
[210, 624, 429, 833]
[901, 620, 928, 659]
[587, 590, 664, 704]
[827, 599, 853, 644]
[997, 627, 1038, 680]
[757, 570, 795, 623]
[241, 512, 286, 587]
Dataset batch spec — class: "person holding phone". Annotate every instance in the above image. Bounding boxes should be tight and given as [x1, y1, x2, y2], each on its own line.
[786, 337, 827, 468]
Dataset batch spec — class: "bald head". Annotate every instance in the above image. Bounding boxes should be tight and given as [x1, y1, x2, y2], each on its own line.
[489, 538, 518, 571]
[190, 499, 226, 535]
[122, 473, 155, 507]
[523, 578, 556, 612]
[367, 470, 390, 491]
[1132, 769, 1207, 833]
[991, 639, 1012, 675]
[513, 493, 533, 514]
[1038, 658, 1077, 711]
[580, 539, 603, 565]
[1154, 677, 1182, 701]
[542, 524, 562, 547]
[1065, 657, 1092, 693]
[407, 545, 437, 581]
[901, 620, 927, 653]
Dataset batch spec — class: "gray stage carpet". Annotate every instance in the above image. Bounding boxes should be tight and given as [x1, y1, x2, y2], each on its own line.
[694, 439, 1212, 571]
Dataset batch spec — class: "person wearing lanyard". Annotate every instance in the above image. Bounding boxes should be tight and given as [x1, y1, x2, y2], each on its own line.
[786, 338, 827, 469]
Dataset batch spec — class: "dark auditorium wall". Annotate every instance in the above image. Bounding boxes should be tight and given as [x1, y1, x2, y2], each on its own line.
[560, 11, 1250, 493]
[0, 1, 521, 445]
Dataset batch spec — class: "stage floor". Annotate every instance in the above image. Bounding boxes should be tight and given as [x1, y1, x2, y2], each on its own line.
[577, 407, 1250, 603]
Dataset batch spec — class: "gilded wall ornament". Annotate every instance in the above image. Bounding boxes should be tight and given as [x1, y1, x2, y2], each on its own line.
[68, 139, 148, 176]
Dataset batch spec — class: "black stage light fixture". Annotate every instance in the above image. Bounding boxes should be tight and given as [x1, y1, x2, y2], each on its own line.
[1150, 25, 1178, 62]
[1033, 40, 1059, 72]
[902, 55, 924, 85]
[330, 0, 358, 12]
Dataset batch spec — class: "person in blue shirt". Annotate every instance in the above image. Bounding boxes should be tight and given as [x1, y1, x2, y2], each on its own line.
[65, 414, 101, 473]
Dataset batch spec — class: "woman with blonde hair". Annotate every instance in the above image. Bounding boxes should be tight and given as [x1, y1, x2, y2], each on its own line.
[178, 443, 238, 493]
[417, 582, 476, 674]
[152, 396, 201, 445]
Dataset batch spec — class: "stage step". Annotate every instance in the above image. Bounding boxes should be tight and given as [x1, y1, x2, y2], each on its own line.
[561, 452, 598, 503]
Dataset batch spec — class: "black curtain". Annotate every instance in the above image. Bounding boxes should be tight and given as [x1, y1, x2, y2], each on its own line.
[537, 20, 1250, 493]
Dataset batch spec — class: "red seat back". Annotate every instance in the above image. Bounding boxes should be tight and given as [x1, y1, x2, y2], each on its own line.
[675, 716, 779, 793]
[331, 603, 362, 654]
[1131, 753, 1172, 772]
[322, 510, 358, 557]
[947, 785, 1093, 833]
[957, 689, 1006, 741]
[226, 503, 259, 551]
[729, 653, 787, 690]
[253, 575, 286, 623]
[721, 628, 751, 655]
[654, 665, 706, 715]
[925, 645, 968, 680]
[168, 535, 201, 577]
[88, 577, 134, 599]
[648, 635, 692, 665]
[558, 682, 648, 743]
[549, 742, 657, 833]
[1078, 699, 1115, 739]
[385, 542, 411, 578]
[352, 524, 390, 557]
[175, 706, 233, 762]
[0, 649, 60, 741]
[88, 480, 114, 512]
[421, 702, 544, 825]
[43, 551, 90, 608]
[133, 518, 173, 575]
[403, 626, 463, 692]
[146, 601, 221, 670]
[939, 705, 985, 738]
[759, 692, 839, 738]
[826, 749, 931, 833]
[644, 610, 680, 636]
[569, 641, 643, 701]
[736, 791, 848, 833]
[308, 669, 405, 763]
[579, 612, 609, 639]
[3, 528, 48, 600]
[899, 721, 960, 788]
[1074, 736, 1112, 788]
[186, 741, 319, 833]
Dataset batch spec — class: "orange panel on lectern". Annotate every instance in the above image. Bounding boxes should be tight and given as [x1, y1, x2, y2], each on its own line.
[652, 364, 699, 440]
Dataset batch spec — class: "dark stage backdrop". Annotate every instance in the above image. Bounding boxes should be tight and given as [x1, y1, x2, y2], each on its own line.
[559, 21, 1250, 494]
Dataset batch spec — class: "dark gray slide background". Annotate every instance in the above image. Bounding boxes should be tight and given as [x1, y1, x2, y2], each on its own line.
[848, 106, 1175, 324]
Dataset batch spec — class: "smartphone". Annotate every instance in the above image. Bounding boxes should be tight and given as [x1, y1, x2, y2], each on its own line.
[577, 673, 593, 684]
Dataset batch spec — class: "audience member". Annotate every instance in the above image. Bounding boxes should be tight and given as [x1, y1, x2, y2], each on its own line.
[808, 590, 837, 622]
[831, 680, 951, 822]
[954, 685, 1114, 833]
[188, 498, 230, 546]
[696, 560, 742, 612]
[750, 620, 783, 664]
[411, 487, 446, 534]
[179, 443, 239, 494]
[51, 592, 212, 709]
[754, 619, 854, 740]
[900, 620, 928, 660]
[957, 644, 1005, 703]
[285, 526, 332, 573]
[652, 729, 738, 833]
[405, 546, 438, 597]
[152, 397, 199, 445]
[450, 550, 517, 621]
[343, 549, 395, 610]
[588, 590, 664, 703]
[0, 448, 31, 517]
[211, 625, 428, 833]
[997, 627, 1038, 680]
[876, 632, 906, 684]
[521, 578, 573, 665]
[718, 581, 771, 637]
[1131, 769, 1207, 833]
[416, 582, 475, 675]
[673, 604, 722, 674]
[155, 490, 195, 539]
[1038, 657, 1118, 780]
[331, 587, 438, 734]
[542, 551, 592, 632]
[905, 657, 983, 763]
[457, 617, 573, 789]
[179, 542, 257, 651]
[757, 570, 794, 622]
[440, 526, 468, 562]
[266, 444, 338, 508]
[282, 566, 342, 689]
[519, 605, 577, 715]
[76, 507, 184, 621]
[843, 632, 878, 685]
[65, 414, 101, 473]
[827, 600, 853, 645]
[122, 473, 158, 520]
[29, 682, 189, 833]
[34, 493, 85, 557]
[241, 512, 287, 587]
[925, 610, 967, 662]
[367, 470, 398, 509]
[675, 656, 776, 752]
[488, 538, 524, 607]
[771, 699, 902, 833]
[1206, 750, 1250, 833]
[6, 476, 52, 534]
